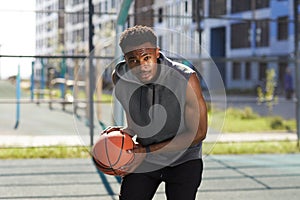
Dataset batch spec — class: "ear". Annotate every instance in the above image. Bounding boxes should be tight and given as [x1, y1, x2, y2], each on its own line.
[155, 47, 160, 58]
[123, 54, 129, 62]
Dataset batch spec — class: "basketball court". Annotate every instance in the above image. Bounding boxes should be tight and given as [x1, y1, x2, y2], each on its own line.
[1, 81, 300, 199]
[0, 154, 299, 200]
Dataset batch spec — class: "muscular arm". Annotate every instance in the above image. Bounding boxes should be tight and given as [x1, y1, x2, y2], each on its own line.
[134, 73, 208, 153]
[184, 73, 208, 145]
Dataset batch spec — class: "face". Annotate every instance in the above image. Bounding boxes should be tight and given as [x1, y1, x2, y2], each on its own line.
[124, 42, 160, 83]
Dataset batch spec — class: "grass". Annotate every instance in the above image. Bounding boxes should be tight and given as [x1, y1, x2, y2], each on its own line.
[22, 87, 113, 103]
[0, 146, 90, 159]
[205, 141, 300, 155]
[0, 141, 299, 159]
[213, 107, 296, 133]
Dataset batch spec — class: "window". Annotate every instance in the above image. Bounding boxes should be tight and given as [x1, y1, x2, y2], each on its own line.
[79, 29, 85, 42]
[58, 16, 64, 29]
[59, 0, 64, 9]
[104, 0, 108, 11]
[209, 0, 226, 16]
[255, 0, 270, 9]
[47, 38, 52, 48]
[46, 5, 51, 16]
[231, 0, 269, 13]
[192, 0, 204, 22]
[231, 0, 251, 13]
[245, 62, 252, 80]
[185, 1, 188, 13]
[256, 19, 269, 47]
[277, 16, 288, 40]
[158, 8, 163, 23]
[232, 62, 241, 80]
[73, 0, 79, 6]
[94, 3, 102, 15]
[158, 36, 163, 49]
[231, 22, 251, 49]
[112, 0, 116, 9]
[259, 62, 267, 81]
[46, 22, 52, 32]
[192, 0, 196, 22]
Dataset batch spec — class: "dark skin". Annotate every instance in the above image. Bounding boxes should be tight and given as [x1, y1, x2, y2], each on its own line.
[110, 43, 207, 175]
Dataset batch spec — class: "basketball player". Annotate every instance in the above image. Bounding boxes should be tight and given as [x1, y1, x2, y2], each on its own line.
[109, 25, 207, 200]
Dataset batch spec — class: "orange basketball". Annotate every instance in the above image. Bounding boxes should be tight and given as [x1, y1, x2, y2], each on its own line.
[92, 130, 134, 176]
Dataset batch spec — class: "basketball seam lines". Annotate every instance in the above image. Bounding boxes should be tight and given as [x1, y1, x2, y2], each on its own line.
[115, 133, 125, 167]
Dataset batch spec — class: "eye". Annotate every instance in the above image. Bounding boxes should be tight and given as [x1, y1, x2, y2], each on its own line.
[144, 56, 151, 61]
[128, 59, 139, 64]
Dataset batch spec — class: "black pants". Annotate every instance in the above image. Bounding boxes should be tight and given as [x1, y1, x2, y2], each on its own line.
[119, 159, 203, 200]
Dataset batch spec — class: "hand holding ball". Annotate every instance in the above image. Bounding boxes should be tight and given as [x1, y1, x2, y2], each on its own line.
[92, 129, 135, 176]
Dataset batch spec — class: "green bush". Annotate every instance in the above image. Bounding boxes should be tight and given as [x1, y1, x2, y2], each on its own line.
[218, 107, 296, 132]
[225, 107, 258, 120]
[241, 107, 259, 119]
[269, 116, 284, 130]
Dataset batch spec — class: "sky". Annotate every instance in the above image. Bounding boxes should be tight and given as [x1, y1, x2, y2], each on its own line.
[0, 0, 35, 79]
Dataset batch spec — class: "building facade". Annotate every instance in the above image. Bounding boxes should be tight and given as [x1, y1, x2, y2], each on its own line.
[35, 0, 300, 92]
[35, 0, 123, 82]
[151, 0, 300, 92]
[202, 0, 300, 91]
[36, 0, 65, 56]
[35, 0, 65, 81]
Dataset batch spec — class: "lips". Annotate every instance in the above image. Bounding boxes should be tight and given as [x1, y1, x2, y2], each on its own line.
[139, 71, 151, 80]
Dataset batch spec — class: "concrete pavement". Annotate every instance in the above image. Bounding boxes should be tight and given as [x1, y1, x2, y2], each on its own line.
[1, 154, 300, 200]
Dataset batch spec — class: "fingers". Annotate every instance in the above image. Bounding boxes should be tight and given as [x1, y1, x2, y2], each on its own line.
[127, 149, 133, 154]
[101, 126, 122, 134]
[114, 168, 128, 177]
[118, 150, 146, 175]
[132, 145, 146, 153]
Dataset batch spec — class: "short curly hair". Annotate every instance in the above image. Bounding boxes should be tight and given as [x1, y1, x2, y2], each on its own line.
[119, 25, 157, 53]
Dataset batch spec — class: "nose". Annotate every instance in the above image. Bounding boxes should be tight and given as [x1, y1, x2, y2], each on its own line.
[139, 59, 148, 70]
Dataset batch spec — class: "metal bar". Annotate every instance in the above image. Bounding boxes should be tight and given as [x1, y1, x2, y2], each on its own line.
[1, 8, 299, 23]
[88, 0, 95, 146]
[294, 0, 300, 146]
[0, 54, 296, 62]
[40, 58, 45, 99]
[0, 99, 110, 104]
[0, 54, 114, 59]
[113, 0, 134, 127]
[14, 65, 21, 129]
[30, 61, 35, 101]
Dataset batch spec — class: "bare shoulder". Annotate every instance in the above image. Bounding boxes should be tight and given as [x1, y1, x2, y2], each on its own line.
[187, 73, 203, 96]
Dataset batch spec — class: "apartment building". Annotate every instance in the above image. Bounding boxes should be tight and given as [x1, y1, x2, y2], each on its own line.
[153, 0, 200, 59]
[152, 0, 300, 91]
[35, 0, 300, 91]
[203, 0, 300, 90]
[36, 0, 65, 56]
[35, 0, 123, 82]
[35, 0, 65, 81]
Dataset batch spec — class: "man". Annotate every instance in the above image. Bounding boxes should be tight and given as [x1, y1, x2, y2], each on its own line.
[108, 25, 207, 200]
